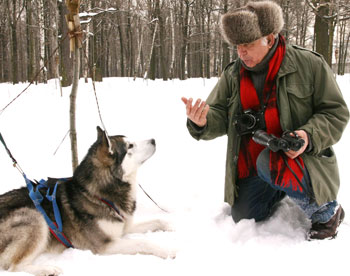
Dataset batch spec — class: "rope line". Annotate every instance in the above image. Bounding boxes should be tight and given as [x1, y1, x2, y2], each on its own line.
[79, 36, 113, 153]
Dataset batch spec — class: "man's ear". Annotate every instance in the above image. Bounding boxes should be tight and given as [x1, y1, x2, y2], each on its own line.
[267, 33, 275, 47]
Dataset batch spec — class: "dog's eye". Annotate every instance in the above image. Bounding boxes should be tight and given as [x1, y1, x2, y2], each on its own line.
[128, 144, 134, 149]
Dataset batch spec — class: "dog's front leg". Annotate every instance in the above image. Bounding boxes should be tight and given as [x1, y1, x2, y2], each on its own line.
[102, 238, 175, 259]
[125, 219, 172, 234]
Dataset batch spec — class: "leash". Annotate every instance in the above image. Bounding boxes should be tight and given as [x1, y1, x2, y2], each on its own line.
[1, 132, 73, 248]
[78, 38, 114, 155]
[138, 183, 169, 213]
[0, 132, 24, 175]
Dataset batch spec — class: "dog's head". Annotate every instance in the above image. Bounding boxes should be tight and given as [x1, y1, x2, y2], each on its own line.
[93, 126, 156, 182]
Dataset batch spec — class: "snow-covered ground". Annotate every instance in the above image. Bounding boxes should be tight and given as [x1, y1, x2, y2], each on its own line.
[0, 75, 349, 276]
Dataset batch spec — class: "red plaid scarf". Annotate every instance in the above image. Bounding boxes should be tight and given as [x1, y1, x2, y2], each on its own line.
[237, 35, 305, 192]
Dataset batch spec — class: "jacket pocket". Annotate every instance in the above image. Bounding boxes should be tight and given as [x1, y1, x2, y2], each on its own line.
[286, 84, 314, 127]
[303, 147, 339, 204]
[315, 147, 336, 163]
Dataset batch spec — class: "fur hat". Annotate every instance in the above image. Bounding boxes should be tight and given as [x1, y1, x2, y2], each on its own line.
[221, 1, 284, 45]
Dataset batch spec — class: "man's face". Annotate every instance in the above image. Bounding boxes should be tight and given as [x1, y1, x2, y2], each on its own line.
[236, 35, 273, 68]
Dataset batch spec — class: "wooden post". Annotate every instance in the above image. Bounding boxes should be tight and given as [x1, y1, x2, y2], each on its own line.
[65, 0, 82, 172]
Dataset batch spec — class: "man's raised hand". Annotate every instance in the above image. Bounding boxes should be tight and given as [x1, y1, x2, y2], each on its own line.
[181, 97, 210, 127]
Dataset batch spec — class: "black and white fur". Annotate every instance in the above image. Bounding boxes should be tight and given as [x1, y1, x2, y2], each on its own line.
[0, 127, 174, 276]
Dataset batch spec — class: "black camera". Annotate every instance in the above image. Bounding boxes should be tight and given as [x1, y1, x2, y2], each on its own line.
[252, 130, 305, 152]
[234, 109, 266, 136]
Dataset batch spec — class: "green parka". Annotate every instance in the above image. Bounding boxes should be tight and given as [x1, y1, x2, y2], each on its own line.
[187, 44, 349, 206]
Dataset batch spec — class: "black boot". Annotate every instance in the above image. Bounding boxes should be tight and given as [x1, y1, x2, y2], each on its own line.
[308, 205, 345, 240]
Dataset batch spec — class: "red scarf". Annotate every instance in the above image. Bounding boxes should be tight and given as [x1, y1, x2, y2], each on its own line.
[237, 35, 304, 192]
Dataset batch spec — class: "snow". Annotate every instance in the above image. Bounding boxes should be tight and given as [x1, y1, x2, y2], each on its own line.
[0, 76, 350, 276]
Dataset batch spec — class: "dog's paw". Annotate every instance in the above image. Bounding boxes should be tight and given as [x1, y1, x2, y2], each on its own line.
[155, 247, 177, 260]
[16, 264, 63, 276]
[35, 266, 63, 276]
[33, 265, 63, 276]
[152, 219, 174, 232]
[166, 248, 177, 259]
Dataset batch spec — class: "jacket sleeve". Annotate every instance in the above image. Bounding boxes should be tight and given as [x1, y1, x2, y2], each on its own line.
[187, 70, 232, 141]
[300, 55, 349, 155]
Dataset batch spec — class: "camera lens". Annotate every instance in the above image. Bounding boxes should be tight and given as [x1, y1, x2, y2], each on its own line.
[277, 139, 289, 151]
[291, 140, 303, 151]
[241, 114, 256, 129]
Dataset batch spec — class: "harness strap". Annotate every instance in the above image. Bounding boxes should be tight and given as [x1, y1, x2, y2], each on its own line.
[1, 132, 73, 248]
[100, 198, 125, 221]
[49, 222, 73, 248]
[25, 175, 73, 248]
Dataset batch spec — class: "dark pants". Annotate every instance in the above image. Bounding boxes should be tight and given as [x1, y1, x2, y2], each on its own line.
[231, 148, 310, 223]
[231, 175, 286, 222]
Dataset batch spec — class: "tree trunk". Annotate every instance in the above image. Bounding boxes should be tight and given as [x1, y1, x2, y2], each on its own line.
[313, 0, 332, 66]
[0, 28, 4, 82]
[59, 2, 72, 86]
[145, 20, 158, 80]
[338, 21, 350, 75]
[134, 22, 144, 80]
[39, 0, 46, 83]
[115, 4, 125, 77]
[70, 46, 80, 171]
[9, 0, 18, 84]
[126, 0, 134, 77]
[221, 0, 230, 71]
[66, 0, 82, 172]
[169, 6, 176, 79]
[205, 4, 211, 79]
[155, 0, 167, 81]
[82, 0, 90, 82]
[300, 2, 309, 47]
[26, 0, 35, 82]
[343, 32, 350, 74]
[283, 0, 290, 41]
[180, 1, 190, 80]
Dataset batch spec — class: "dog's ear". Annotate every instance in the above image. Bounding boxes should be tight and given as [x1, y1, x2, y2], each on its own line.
[97, 126, 108, 144]
[97, 126, 104, 138]
[96, 126, 113, 165]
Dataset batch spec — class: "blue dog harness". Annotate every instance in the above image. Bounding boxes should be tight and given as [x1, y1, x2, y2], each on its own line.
[1, 132, 73, 248]
[25, 175, 74, 248]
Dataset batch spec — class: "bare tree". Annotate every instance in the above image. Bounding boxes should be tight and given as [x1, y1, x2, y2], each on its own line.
[144, 19, 158, 80]
[6, 0, 25, 83]
[66, 0, 82, 171]
[306, 0, 350, 66]
[337, 18, 350, 74]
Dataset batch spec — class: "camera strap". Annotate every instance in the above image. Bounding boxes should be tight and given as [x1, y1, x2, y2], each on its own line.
[237, 71, 277, 117]
[259, 75, 278, 111]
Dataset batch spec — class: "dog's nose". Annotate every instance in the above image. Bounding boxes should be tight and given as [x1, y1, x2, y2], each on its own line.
[150, 139, 156, 146]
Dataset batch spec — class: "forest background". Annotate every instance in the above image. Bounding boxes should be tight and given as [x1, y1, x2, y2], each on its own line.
[1, 0, 350, 86]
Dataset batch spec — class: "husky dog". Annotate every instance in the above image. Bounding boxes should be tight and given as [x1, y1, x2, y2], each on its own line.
[0, 127, 174, 276]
